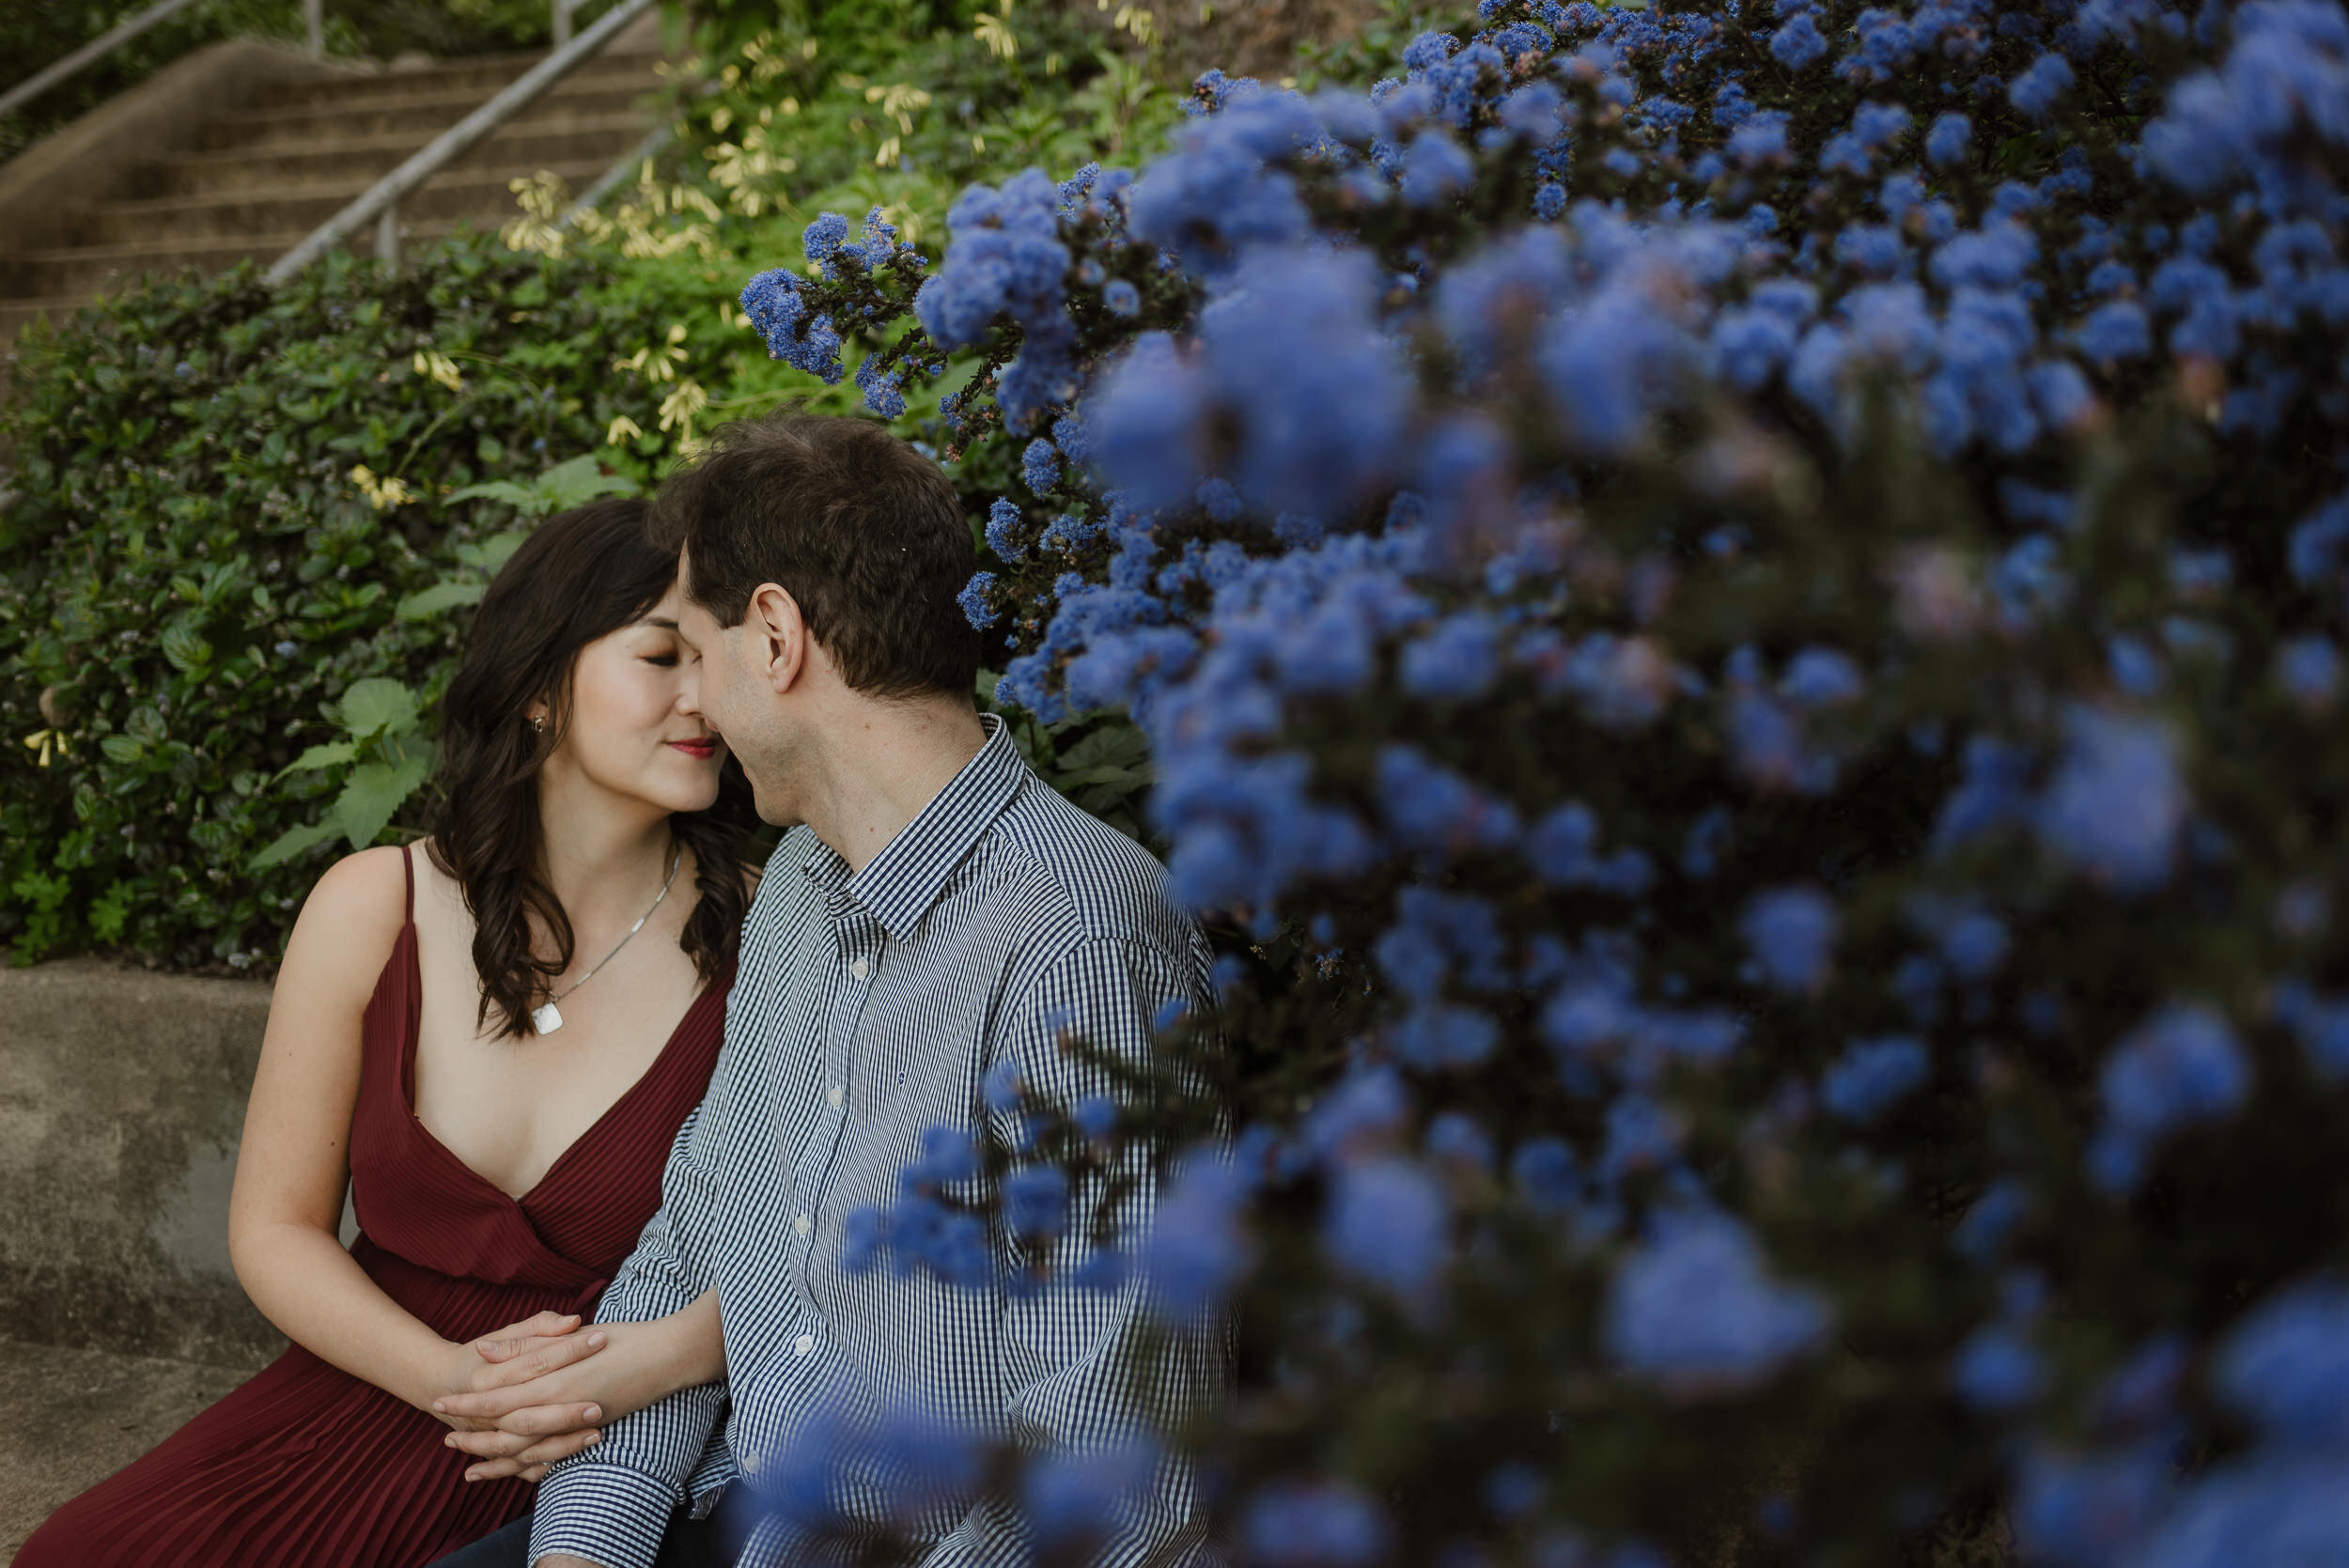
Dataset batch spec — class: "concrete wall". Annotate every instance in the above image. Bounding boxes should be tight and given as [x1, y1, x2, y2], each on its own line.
[0, 959, 287, 1363]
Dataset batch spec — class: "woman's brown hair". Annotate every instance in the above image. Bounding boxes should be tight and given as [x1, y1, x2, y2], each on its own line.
[426, 497, 754, 1038]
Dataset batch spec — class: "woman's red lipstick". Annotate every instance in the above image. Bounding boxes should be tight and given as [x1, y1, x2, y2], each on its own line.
[666, 738, 719, 759]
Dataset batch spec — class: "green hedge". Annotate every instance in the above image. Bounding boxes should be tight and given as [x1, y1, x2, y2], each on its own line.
[0, 2, 1207, 968]
[0, 241, 678, 967]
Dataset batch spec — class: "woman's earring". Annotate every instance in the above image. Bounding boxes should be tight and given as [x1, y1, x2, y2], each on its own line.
[530, 714, 546, 733]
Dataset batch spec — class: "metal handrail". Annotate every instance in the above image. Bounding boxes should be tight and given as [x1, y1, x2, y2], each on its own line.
[263, 0, 654, 283]
[1, 0, 216, 119]
[552, 0, 592, 49]
[0, 0, 330, 120]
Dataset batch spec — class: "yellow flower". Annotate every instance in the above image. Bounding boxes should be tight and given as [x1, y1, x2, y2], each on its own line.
[22, 729, 70, 768]
[865, 82, 931, 134]
[606, 413, 646, 445]
[500, 170, 572, 256]
[658, 380, 709, 440]
[349, 464, 416, 511]
[410, 349, 465, 394]
[613, 323, 690, 382]
[974, 12, 1018, 57]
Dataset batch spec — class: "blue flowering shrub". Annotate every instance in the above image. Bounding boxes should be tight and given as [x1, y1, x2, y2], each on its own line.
[728, 0, 2349, 1558]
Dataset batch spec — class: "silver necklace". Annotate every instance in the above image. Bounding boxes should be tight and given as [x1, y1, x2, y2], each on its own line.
[530, 841, 683, 1035]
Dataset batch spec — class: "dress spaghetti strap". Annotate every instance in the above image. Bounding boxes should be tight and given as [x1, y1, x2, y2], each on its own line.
[399, 843, 414, 923]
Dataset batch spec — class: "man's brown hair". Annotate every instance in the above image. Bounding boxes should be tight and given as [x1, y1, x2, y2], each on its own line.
[651, 411, 979, 700]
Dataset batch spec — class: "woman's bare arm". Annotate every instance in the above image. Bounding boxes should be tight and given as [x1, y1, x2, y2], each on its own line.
[226, 847, 605, 1422]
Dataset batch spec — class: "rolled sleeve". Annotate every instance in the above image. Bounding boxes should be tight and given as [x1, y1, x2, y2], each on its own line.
[525, 1462, 686, 1568]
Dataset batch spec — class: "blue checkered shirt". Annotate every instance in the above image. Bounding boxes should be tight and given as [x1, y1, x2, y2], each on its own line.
[529, 715, 1223, 1568]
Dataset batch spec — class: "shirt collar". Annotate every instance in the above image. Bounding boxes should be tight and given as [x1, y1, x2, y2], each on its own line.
[822, 712, 1025, 944]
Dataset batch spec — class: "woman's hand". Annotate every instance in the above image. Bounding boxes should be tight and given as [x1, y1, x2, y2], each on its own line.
[434, 1291, 724, 1482]
[435, 1318, 638, 1482]
[429, 1310, 605, 1436]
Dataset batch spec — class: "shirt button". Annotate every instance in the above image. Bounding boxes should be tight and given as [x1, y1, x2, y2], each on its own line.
[793, 1333, 815, 1358]
[849, 957, 870, 981]
[740, 1451, 762, 1475]
[827, 1084, 844, 1110]
[794, 1213, 813, 1237]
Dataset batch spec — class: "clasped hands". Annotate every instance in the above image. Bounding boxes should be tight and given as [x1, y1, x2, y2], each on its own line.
[431, 1310, 618, 1483]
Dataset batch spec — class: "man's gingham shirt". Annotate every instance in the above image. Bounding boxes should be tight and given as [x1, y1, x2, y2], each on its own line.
[530, 715, 1222, 1568]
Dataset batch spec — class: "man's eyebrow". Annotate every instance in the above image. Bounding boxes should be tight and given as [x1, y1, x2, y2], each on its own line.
[642, 616, 681, 631]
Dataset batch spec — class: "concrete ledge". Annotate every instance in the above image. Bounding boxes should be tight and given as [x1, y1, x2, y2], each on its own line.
[0, 1336, 272, 1558]
[0, 39, 361, 259]
[0, 958, 287, 1363]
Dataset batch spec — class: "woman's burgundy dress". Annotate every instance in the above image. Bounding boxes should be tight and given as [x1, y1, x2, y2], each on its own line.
[15, 847, 730, 1567]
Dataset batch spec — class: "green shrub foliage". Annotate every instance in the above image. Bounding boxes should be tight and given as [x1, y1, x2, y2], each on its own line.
[0, 241, 675, 966]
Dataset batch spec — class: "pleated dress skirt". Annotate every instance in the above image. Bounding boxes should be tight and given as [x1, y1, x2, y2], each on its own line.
[14, 848, 729, 1567]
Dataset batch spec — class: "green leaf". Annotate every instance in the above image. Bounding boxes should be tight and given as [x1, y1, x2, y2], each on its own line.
[331, 751, 431, 851]
[271, 740, 358, 782]
[445, 478, 539, 508]
[337, 678, 420, 740]
[160, 620, 212, 674]
[250, 818, 342, 871]
[474, 531, 527, 574]
[1056, 723, 1149, 772]
[1051, 764, 1149, 791]
[99, 735, 145, 764]
[395, 582, 487, 621]
[533, 453, 636, 511]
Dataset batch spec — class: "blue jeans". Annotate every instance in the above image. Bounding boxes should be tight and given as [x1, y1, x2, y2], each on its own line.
[428, 1494, 747, 1568]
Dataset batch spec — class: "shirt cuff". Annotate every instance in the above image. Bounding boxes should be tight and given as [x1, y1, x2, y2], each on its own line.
[527, 1463, 681, 1568]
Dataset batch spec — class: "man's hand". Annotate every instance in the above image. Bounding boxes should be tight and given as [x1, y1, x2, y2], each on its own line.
[533, 1557, 605, 1568]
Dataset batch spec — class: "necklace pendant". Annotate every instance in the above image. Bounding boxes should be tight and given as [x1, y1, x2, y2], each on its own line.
[531, 1001, 564, 1035]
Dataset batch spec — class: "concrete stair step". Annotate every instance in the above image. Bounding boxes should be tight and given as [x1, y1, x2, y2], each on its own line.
[0, 219, 477, 297]
[0, 296, 94, 347]
[0, 1337, 275, 1557]
[127, 112, 649, 197]
[0, 13, 671, 334]
[70, 158, 616, 246]
[253, 52, 537, 106]
[198, 75, 649, 150]
[252, 48, 661, 109]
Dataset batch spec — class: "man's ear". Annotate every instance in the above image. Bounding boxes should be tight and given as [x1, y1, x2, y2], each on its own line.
[747, 582, 807, 696]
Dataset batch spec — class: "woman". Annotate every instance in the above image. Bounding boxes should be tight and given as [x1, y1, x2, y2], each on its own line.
[16, 498, 754, 1567]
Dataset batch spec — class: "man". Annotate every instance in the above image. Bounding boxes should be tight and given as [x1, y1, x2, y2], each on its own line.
[438, 411, 1221, 1566]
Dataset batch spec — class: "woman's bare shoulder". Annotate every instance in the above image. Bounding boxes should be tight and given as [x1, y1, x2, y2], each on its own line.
[281, 845, 412, 979]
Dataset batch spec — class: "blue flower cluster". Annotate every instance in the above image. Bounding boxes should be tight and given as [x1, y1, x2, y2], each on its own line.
[731, 0, 2349, 1552]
